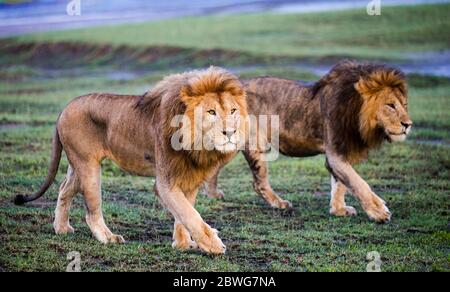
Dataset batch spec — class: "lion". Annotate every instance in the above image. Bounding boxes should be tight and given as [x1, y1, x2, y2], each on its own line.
[14, 66, 248, 254]
[206, 61, 412, 223]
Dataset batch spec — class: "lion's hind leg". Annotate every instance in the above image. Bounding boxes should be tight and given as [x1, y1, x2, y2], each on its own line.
[75, 160, 125, 244]
[243, 150, 292, 209]
[54, 165, 79, 234]
[204, 164, 225, 199]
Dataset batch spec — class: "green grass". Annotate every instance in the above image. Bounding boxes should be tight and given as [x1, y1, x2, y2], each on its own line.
[18, 4, 450, 60]
[0, 4, 449, 272]
[0, 67, 448, 272]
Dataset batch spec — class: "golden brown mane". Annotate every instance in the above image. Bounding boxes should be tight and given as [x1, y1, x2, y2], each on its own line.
[355, 69, 407, 97]
[138, 67, 247, 188]
[180, 67, 245, 98]
[137, 66, 244, 112]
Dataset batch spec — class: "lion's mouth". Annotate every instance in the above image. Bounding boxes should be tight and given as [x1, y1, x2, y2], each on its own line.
[216, 141, 237, 148]
[387, 131, 407, 142]
[218, 140, 236, 146]
[215, 141, 238, 153]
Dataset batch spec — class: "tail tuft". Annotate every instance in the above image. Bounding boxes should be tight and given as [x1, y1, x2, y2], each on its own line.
[14, 195, 27, 205]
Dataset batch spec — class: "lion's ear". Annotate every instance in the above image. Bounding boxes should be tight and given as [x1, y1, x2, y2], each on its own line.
[180, 85, 196, 104]
[354, 77, 381, 99]
[225, 83, 245, 98]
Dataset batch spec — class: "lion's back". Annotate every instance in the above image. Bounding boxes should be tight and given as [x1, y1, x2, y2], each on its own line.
[243, 77, 313, 115]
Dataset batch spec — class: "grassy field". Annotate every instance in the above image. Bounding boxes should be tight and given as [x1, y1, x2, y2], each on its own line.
[18, 4, 450, 60]
[0, 4, 449, 272]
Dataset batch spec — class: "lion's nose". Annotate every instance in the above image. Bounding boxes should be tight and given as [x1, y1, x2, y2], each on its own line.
[401, 121, 413, 130]
[222, 130, 236, 139]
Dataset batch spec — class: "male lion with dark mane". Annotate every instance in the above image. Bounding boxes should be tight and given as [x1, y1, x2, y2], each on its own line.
[14, 66, 248, 254]
[207, 61, 412, 223]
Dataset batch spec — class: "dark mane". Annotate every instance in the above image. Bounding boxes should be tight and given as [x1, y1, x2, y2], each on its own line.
[135, 91, 162, 115]
[311, 60, 406, 162]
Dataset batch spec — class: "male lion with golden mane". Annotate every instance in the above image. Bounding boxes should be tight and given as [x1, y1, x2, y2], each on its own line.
[14, 66, 248, 254]
[207, 61, 412, 223]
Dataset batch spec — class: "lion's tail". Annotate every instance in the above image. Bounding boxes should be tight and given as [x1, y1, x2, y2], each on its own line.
[14, 128, 63, 205]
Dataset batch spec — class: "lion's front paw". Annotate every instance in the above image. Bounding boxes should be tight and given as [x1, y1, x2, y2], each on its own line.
[103, 234, 126, 244]
[363, 195, 391, 223]
[271, 199, 293, 210]
[172, 239, 199, 251]
[54, 223, 75, 235]
[194, 224, 226, 255]
[207, 189, 225, 199]
[96, 232, 126, 244]
[330, 205, 358, 217]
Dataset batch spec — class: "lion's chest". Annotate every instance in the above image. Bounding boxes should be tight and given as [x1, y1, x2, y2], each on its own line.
[171, 152, 231, 192]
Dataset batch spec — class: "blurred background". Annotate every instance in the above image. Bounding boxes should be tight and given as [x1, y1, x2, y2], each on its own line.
[0, 0, 449, 272]
[1, 0, 448, 36]
[1, 0, 449, 79]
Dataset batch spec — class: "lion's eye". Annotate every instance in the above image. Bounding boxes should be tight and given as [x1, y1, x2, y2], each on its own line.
[231, 108, 237, 114]
[207, 110, 216, 116]
[387, 103, 396, 110]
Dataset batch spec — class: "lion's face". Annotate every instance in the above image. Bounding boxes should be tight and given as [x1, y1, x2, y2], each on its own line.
[375, 88, 413, 142]
[201, 92, 245, 153]
[182, 91, 247, 154]
[357, 71, 412, 146]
